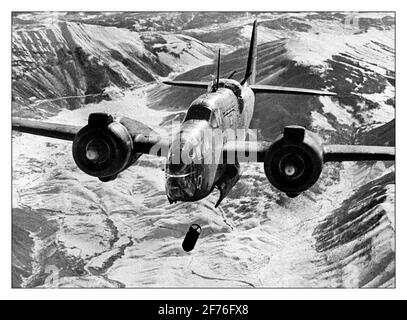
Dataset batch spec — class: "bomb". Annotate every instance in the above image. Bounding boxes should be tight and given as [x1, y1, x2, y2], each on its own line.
[182, 224, 202, 252]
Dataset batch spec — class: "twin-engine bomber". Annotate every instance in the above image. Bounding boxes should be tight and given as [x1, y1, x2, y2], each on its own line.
[12, 21, 394, 251]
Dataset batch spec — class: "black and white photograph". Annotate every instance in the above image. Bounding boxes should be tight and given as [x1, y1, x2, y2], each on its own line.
[10, 9, 396, 292]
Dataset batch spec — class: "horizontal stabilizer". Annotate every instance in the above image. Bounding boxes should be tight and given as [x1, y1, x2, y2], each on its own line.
[250, 84, 337, 96]
[323, 145, 395, 162]
[162, 80, 208, 89]
[12, 117, 81, 141]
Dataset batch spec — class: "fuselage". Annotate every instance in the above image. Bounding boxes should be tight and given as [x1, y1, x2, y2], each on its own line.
[165, 79, 254, 203]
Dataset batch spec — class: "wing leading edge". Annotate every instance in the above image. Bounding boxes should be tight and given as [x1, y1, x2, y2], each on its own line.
[323, 145, 395, 162]
[12, 118, 394, 163]
[222, 141, 394, 163]
[12, 117, 81, 141]
[12, 116, 171, 157]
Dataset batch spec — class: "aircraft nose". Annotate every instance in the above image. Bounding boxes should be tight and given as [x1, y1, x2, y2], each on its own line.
[168, 185, 184, 199]
[166, 174, 197, 201]
[169, 162, 188, 173]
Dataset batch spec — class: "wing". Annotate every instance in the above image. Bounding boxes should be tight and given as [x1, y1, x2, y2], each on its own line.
[249, 84, 337, 96]
[323, 145, 395, 162]
[222, 138, 394, 197]
[222, 141, 394, 163]
[162, 80, 208, 89]
[12, 117, 81, 141]
[222, 140, 271, 163]
[12, 114, 171, 182]
[12, 115, 170, 157]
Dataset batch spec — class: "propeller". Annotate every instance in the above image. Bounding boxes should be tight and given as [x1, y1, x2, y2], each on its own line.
[263, 126, 324, 196]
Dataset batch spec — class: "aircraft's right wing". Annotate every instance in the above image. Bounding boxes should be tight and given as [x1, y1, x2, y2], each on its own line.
[12, 114, 170, 157]
[12, 113, 171, 181]
[12, 117, 81, 141]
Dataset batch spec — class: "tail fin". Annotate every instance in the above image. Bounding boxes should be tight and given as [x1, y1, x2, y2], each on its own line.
[163, 18, 337, 97]
[215, 48, 221, 91]
[243, 20, 257, 86]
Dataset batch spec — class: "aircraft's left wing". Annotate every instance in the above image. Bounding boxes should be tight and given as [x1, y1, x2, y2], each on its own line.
[12, 117, 81, 141]
[222, 140, 395, 163]
[222, 132, 394, 197]
[222, 140, 271, 163]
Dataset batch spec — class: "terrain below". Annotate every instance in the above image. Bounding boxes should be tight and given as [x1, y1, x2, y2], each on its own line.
[12, 12, 395, 288]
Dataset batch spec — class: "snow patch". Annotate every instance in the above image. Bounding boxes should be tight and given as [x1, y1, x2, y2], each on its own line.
[311, 110, 335, 131]
[319, 96, 356, 126]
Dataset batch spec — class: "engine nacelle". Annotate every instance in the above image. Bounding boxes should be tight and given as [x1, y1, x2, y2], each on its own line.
[264, 126, 324, 196]
[72, 113, 135, 181]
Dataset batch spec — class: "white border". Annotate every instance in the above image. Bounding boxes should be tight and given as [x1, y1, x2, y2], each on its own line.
[2, 0, 405, 300]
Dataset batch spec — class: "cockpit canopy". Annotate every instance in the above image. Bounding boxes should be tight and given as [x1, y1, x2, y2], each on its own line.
[184, 105, 212, 122]
[183, 103, 220, 128]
